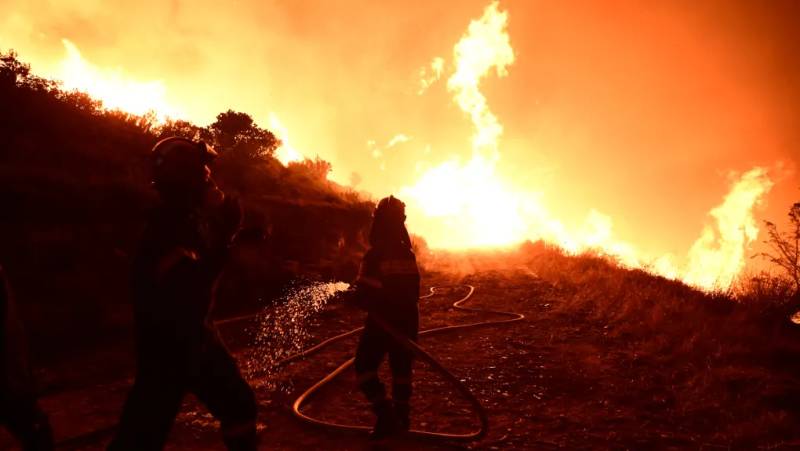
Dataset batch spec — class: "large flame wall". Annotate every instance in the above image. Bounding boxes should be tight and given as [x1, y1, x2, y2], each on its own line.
[1, 0, 798, 289]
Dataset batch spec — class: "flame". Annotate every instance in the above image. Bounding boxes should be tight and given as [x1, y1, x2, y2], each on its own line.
[402, 1, 518, 247]
[57, 39, 180, 122]
[446, 1, 513, 163]
[268, 112, 304, 165]
[683, 167, 774, 289]
[401, 1, 774, 290]
[404, 158, 529, 247]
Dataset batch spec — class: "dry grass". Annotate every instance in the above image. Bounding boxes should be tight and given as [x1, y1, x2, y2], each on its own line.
[416, 240, 800, 445]
[515, 241, 800, 446]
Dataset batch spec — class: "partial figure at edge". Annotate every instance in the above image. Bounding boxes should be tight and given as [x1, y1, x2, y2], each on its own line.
[0, 265, 54, 451]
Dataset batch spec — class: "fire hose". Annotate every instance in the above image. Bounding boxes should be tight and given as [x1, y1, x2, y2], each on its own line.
[54, 285, 523, 447]
[280, 285, 525, 441]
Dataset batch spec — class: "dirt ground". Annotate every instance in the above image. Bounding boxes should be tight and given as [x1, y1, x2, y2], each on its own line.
[3, 268, 800, 449]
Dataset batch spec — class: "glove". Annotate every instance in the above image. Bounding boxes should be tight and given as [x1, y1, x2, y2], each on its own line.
[341, 287, 369, 311]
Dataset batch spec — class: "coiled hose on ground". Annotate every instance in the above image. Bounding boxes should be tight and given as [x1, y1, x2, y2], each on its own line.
[280, 285, 525, 441]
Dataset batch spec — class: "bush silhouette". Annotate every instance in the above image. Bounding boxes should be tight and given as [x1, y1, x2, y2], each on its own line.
[758, 202, 800, 296]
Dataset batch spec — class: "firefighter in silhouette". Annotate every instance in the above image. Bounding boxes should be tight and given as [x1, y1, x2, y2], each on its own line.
[352, 196, 420, 440]
[0, 266, 53, 451]
[109, 137, 257, 451]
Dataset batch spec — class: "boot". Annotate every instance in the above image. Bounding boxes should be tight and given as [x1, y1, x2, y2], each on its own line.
[394, 401, 410, 433]
[221, 418, 258, 451]
[369, 399, 398, 441]
[222, 429, 258, 451]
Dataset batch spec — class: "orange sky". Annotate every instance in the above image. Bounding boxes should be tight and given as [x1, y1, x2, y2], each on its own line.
[1, 0, 798, 273]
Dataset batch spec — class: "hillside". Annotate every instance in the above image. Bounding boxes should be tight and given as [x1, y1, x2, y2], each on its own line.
[0, 50, 373, 378]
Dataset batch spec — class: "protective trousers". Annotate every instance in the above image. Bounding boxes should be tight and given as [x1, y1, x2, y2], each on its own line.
[108, 337, 257, 451]
[0, 394, 53, 451]
[354, 309, 418, 412]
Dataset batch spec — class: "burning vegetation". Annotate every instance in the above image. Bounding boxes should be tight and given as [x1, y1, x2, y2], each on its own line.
[1, 1, 784, 292]
[402, 2, 777, 292]
[1, 0, 800, 448]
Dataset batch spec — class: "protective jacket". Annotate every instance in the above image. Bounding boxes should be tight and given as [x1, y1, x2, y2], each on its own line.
[355, 245, 420, 320]
[110, 197, 257, 451]
[132, 204, 229, 361]
[354, 244, 420, 418]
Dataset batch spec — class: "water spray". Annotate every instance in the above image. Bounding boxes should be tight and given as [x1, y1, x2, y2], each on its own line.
[244, 280, 351, 391]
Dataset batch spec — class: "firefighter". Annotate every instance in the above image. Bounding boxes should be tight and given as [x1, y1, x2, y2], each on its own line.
[353, 196, 420, 440]
[108, 137, 257, 451]
[0, 266, 53, 451]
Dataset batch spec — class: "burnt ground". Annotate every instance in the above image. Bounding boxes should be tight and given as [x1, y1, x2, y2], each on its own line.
[3, 267, 800, 450]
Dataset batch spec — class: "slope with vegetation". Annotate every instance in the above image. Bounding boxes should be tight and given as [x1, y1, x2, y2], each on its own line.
[0, 50, 372, 382]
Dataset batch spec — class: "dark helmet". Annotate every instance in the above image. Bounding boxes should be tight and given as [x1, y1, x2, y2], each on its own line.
[150, 137, 217, 192]
[370, 196, 411, 249]
[373, 195, 406, 222]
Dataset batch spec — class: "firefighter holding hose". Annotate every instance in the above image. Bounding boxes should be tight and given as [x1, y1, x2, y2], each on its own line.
[352, 196, 421, 441]
[109, 138, 257, 451]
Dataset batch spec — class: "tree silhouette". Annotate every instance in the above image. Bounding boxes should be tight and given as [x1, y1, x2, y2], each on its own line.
[759, 202, 800, 294]
[0, 50, 55, 92]
[156, 119, 205, 141]
[209, 110, 279, 160]
[58, 90, 102, 113]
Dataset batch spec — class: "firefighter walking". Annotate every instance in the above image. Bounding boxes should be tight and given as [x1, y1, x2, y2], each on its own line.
[353, 196, 420, 441]
[109, 137, 257, 451]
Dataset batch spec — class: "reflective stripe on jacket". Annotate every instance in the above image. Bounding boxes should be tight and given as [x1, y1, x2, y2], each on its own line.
[355, 247, 420, 313]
